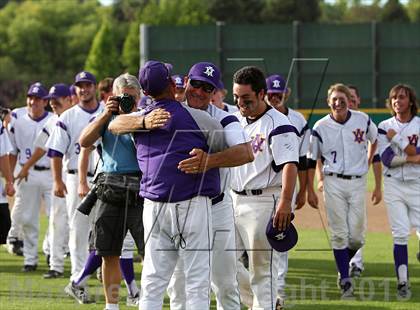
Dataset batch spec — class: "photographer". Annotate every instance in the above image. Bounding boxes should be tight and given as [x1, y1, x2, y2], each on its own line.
[78, 73, 170, 310]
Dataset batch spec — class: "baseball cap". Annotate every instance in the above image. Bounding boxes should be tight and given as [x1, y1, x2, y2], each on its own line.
[74, 71, 97, 86]
[266, 74, 287, 93]
[188, 62, 221, 89]
[165, 63, 173, 75]
[266, 213, 298, 252]
[69, 85, 77, 96]
[27, 82, 48, 99]
[172, 75, 185, 89]
[138, 60, 171, 97]
[45, 84, 71, 100]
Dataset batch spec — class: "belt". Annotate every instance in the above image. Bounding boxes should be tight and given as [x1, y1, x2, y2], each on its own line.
[68, 169, 94, 178]
[211, 193, 225, 205]
[327, 173, 361, 180]
[232, 189, 263, 196]
[20, 163, 50, 171]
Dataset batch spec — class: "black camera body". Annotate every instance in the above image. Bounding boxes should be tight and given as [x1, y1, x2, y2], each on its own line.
[77, 184, 98, 216]
[112, 93, 136, 115]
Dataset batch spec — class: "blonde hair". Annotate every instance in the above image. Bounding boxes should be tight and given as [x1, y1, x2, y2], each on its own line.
[327, 83, 352, 102]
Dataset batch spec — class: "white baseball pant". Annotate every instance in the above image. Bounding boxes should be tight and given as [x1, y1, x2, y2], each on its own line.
[8, 169, 52, 266]
[167, 192, 240, 310]
[384, 177, 420, 245]
[233, 187, 279, 310]
[323, 175, 367, 250]
[140, 196, 212, 310]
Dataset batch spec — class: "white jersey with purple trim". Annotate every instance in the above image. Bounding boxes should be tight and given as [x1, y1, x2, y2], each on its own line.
[7, 107, 27, 132]
[206, 104, 250, 192]
[0, 125, 13, 203]
[308, 110, 378, 176]
[231, 106, 299, 191]
[223, 103, 239, 114]
[34, 114, 58, 151]
[285, 108, 310, 157]
[377, 116, 420, 180]
[9, 112, 52, 168]
[46, 103, 104, 172]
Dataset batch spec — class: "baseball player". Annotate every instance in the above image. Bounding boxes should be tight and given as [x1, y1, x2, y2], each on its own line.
[15, 84, 73, 278]
[346, 84, 382, 277]
[0, 123, 15, 245]
[265, 74, 310, 307]
[109, 60, 226, 310]
[172, 74, 186, 102]
[377, 84, 420, 299]
[230, 66, 299, 310]
[167, 62, 253, 310]
[5, 105, 27, 255]
[210, 81, 238, 113]
[7, 82, 53, 271]
[46, 71, 103, 288]
[307, 83, 378, 299]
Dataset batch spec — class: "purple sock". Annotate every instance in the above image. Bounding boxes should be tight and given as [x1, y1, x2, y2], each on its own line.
[333, 248, 350, 282]
[393, 244, 408, 282]
[120, 258, 138, 296]
[74, 251, 102, 287]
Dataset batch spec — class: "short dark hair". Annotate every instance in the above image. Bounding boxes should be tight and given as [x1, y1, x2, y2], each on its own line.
[233, 66, 267, 96]
[98, 77, 114, 100]
[386, 84, 418, 116]
[347, 84, 359, 98]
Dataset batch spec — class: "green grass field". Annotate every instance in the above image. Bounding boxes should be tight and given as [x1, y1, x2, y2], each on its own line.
[1, 214, 420, 310]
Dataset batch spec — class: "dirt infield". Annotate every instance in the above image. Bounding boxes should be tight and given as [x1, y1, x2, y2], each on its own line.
[294, 192, 390, 233]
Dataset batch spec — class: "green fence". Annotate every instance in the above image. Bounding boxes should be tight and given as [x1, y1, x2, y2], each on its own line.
[140, 22, 420, 109]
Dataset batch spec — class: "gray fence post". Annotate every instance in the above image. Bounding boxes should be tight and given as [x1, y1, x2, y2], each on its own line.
[140, 24, 149, 69]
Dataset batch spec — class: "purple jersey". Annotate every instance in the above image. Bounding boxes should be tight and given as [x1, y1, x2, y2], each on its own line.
[134, 99, 226, 202]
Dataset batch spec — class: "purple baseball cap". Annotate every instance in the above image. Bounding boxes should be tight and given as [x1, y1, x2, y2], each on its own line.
[266, 213, 298, 252]
[27, 82, 48, 99]
[69, 85, 77, 96]
[75, 71, 96, 86]
[188, 62, 221, 89]
[266, 74, 287, 93]
[45, 84, 71, 100]
[172, 75, 185, 89]
[165, 63, 173, 75]
[138, 60, 171, 97]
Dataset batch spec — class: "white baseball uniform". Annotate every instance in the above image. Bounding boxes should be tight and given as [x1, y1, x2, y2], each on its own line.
[8, 111, 53, 266]
[167, 103, 250, 310]
[377, 116, 420, 244]
[231, 106, 299, 310]
[308, 110, 377, 250]
[46, 103, 103, 281]
[35, 114, 69, 273]
[0, 125, 13, 203]
[276, 107, 310, 300]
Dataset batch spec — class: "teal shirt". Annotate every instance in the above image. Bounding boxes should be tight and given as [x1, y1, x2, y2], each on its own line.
[99, 117, 139, 174]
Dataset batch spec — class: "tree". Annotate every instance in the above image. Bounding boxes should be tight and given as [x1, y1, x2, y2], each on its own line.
[261, 0, 321, 23]
[207, 0, 263, 23]
[380, 0, 409, 22]
[85, 18, 121, 81]
[121, 21, 140, 75]
[407, 0, 420, 22]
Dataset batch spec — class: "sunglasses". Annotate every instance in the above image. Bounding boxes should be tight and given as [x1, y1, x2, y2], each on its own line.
[268, 93, 284, 100]
[189, 80, 215, 94]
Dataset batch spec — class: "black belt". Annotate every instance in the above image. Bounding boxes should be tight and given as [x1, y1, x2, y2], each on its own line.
[232, 189, 263, 196]
[34, 166, 50, 171]
[68, 169, 94, 177]
[327, 173, 361, 180]
[211, 193, 225, 205]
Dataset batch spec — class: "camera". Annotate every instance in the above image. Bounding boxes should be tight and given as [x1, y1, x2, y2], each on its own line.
[77, 184, 98, 216]
[112, 93, 136, 115]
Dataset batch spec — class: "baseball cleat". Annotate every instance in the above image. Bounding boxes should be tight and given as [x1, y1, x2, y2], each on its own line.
[275, 297, 285, 310]
[397, 282, 411, 300]
[22, 264, 37, 272]
[64, 282, 90, 304]
[126, 292, 139, 307]
[43, 269, 63, 279]
[340, 281, 355, 300]
[6, 239, 23, 256]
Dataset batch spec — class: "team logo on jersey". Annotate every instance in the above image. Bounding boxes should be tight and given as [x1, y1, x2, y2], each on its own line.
[408, 134, 419, 146]
[353, 129, 365, 143]
[204, 66, 214, 77]
[251, 134, 265, 153]
[272, 80, 281, 88]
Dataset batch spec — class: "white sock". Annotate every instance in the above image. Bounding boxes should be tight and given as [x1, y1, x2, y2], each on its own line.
[105, 303, 119, 310]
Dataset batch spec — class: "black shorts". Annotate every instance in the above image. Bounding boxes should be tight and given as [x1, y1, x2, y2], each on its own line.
[0, 203, 11, 244]
[93, 173, 144, 256]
